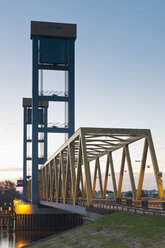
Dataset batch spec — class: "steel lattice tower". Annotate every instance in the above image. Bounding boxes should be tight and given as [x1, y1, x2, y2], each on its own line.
[23, 21, 76, 203]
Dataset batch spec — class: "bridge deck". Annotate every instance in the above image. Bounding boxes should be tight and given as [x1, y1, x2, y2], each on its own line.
[39, 198, 165, 217]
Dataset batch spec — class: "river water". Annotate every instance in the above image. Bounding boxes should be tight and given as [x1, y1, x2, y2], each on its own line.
[0, 231, 57, 248]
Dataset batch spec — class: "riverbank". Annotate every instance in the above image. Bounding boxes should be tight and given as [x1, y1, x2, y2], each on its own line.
[25, 211, 165, 248]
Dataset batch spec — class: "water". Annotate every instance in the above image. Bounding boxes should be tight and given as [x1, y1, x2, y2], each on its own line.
[0, 231, 57, 248]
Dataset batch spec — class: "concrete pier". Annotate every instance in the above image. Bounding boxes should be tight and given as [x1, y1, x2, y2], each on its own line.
[14, 201, 83, 231]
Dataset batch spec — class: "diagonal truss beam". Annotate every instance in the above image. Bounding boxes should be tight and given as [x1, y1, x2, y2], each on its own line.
[26, 127, 164, 204]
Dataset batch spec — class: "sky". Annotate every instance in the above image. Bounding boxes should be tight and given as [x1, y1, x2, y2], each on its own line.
[0, 0, 165, 191]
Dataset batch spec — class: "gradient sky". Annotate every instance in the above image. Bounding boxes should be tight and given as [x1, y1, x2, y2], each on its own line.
[0, 0, 165, 190]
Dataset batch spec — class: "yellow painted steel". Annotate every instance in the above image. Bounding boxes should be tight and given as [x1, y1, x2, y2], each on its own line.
[147, 133, 165, 199]
[54, 158, 59, 202]
[75, 139, 82, 199]
[117, 148, 125, 198]
[136, 138, 148, 200]
[58, 162, 62, 198]
[109, 153, 117, 199]
[125, 146, 136, 200]
[84, 182, 87, 198]
[92, 159, 97, 198]
[97, 158, 103, 198]
[92, 157, 104, 199]
[26, 127, 164, 205]
[65, 152, 70, 200]
[61, 152, 66, 203]
[80, 167, 84, 196]
[103, 154, 109, 198]
[69, 143, 76, 204]
[81, 131, 92, 204]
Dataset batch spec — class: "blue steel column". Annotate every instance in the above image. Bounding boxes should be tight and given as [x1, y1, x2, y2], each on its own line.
[68, 39, 75, 138]
[23, 107, 27, 201]
[32, 37, 39, 204]
[44, 107, 48, 163]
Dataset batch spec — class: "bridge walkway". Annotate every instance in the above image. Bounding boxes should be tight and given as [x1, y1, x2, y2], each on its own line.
[39, 197, 165, 217]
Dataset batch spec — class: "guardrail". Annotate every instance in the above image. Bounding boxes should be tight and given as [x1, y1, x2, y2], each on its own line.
[0, 206, 16, 232]
[90, 203, 165, 216]
[40, 197, 165, 216]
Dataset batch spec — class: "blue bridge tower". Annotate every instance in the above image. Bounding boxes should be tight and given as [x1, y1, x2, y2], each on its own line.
[30, 21, 76, 203]
[22, 98, 48, 201]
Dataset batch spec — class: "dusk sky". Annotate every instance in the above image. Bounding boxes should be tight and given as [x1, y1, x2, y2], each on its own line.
[0, 0, 165, 191]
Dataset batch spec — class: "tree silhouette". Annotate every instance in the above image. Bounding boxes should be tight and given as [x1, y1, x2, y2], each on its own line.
[0, 180, 21, 207]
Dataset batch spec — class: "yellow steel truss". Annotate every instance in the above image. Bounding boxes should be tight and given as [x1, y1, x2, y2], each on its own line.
[27, 127, 165, 204]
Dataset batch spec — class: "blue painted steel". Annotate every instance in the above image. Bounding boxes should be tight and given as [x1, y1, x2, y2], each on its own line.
[22, 107, 27, 201]
[38, 127, 69, 133]
[44, 107, 48, 163]
[40, 38, 68, 64]
[38, 64, 69, 71]
[32, 36, 39, 204]
[26, 158, 32, 161]
[26, 139, 44, 142]
[23, 104, 48, 202]
[38, 158, 46, 164]
[27, 108, 44, 124]
[30, 25, 76, 203]
[68, 39, 75, 138]
[27, 108, 31, 124]
[39, 95, 69, 102]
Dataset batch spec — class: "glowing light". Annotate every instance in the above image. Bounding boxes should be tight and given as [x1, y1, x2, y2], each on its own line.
[17, 242, 27, 248]
[13, 199, 22, 206]
[15, 205, 32, 214]
[14, 199, 33, 214]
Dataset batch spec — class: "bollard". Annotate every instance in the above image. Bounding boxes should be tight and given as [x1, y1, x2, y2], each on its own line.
[126, 199, 132, 207]
[141, 200, 148, 209]
[116, 198, 121, 205]
[162, 202, 165, 211]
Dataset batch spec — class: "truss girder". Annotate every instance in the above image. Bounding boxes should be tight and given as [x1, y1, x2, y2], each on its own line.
[26, 128, 164, 204]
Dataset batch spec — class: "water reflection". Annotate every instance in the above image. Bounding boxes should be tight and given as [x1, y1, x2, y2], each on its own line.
[0, 231, 57, 248]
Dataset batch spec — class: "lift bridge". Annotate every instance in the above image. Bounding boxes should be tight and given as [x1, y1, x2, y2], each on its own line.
[20, 21, 165, 218]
